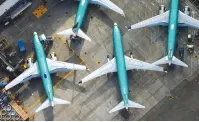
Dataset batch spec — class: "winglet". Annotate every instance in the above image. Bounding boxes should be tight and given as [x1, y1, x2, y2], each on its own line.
[35, 97, 70, 113]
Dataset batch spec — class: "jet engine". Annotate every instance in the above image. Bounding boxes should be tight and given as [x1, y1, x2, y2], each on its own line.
[27, 58, 33, 68]
[159, 5, 166, 14]
[107, 55, 110, 62]
[50, 52, 57, 61]
[183, 6, 190, 16]
[130, 52, 133, 58]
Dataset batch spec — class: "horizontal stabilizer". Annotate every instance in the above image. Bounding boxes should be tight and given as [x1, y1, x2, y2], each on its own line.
[109, 100, 145, 113]
[53, 97, 70, 105]
[171, 56, 188, 67]
[35, 99, 51, 113]
[77, 29, 91, 41]
[57, 28, 74, 36]
[153, 56, 188, 67]
[128, 100, 145, 108]
[57, 28, 91, 41]
[35, 97, 70, 113]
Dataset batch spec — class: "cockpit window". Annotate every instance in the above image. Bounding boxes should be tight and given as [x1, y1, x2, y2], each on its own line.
[44, 74, 47, 78]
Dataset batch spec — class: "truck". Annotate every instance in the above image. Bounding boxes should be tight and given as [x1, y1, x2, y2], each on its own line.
[0, 0, 32, 26]
[187, 34, 194, 54]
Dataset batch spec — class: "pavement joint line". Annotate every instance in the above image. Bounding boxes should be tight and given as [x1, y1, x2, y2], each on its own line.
[24, 36, 86, 113]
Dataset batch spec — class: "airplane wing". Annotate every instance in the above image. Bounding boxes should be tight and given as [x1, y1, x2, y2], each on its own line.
[5, 62, 40, 90]
[125, 56, 164, 72]
[127, 11, 169, 30]
[89, 0, 125, 16]
[46, 58, 87, 73]
[178, 11, 199, 29]
[80, 58, 117, 84]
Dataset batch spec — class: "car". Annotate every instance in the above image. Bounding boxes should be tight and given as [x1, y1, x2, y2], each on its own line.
[187, 34, 194, 54]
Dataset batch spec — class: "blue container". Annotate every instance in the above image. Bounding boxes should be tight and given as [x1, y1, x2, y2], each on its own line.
[18, 40, 26, 52]
[0, 82, 6, 87]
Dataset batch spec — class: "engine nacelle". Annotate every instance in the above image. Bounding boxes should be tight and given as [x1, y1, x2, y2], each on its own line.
[184, 6, 190, 15]
[107, 55, 110, 62]
[50, 52, 57, 61]
[27, 58, 33, 68]
[130, 52, 133, 59]
[159, 5, 166, 14]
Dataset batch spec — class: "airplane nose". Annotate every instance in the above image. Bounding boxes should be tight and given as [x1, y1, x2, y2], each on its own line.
[114, 22, 117, 26]
[34, 32, 37, 35]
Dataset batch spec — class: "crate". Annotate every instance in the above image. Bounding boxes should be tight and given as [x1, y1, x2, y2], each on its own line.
[33, 5, 48, 18]
[9, 100, 29, 121]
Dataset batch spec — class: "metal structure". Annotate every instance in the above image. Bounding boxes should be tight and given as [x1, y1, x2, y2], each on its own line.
[0, 0, 32, 26]
[0, 92, 28, 121]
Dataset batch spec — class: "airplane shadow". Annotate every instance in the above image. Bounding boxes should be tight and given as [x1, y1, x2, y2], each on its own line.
[79, 73, 132, 119]
[68, 4, 94, 55]
[55, 73, 86, 94]
[68, 4, 115, 55]
[81, 73, 119, 105]
[38, 88, 54, 121]
[89, 5, 114, 30]
[43, 107, 54, 121]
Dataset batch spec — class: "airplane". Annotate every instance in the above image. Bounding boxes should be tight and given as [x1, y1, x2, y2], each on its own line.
[4, 32, 88, 113]
[126, 0, 199, 67]
[57, 0, 125, 41]
[78, 23, 165, 113]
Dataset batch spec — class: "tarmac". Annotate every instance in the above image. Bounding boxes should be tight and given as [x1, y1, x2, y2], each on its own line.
[1, 0, 199, 121]
[140, 74, 199, 121]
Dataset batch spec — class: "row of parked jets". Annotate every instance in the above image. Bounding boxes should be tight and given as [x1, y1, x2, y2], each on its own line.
[3, 0, 199, 114]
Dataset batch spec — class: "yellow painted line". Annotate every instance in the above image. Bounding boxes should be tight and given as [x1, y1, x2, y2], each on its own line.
[53, 36, 67, 44]
[169, 96, 174, 100]
[24, 35, 86, 113]
[25, 94, 45, 112]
